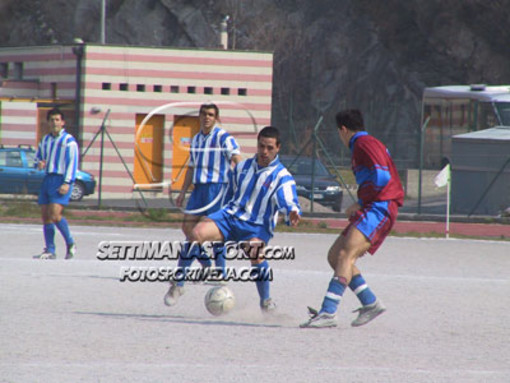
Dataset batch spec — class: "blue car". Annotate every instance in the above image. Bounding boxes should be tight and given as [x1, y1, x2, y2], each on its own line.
[0, 145, 96, 201]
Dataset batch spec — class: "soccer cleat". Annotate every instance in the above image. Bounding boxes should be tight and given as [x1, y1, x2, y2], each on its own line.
[33, 249, 56, 260]
[65, 243, 76, 260]
[300, 307, 338, 328]
[163, 282, 185, 306]
[260, 298, 277, 314]
[351, 299, 386, 327]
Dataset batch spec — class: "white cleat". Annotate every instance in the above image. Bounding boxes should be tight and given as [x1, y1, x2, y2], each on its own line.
[33, 249, 56, 260]
[261, 298, 277, 314]
[163, 283, 185, 306]
[300, 306, 337, 328]
[351, 299, 386, 327]
[65, 243, 76, 260]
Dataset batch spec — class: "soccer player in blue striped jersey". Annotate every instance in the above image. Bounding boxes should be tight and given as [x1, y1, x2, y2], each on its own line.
[182, 126, 301, 312]
[33, 108, 79, 260]
[164, 104, 241, 306]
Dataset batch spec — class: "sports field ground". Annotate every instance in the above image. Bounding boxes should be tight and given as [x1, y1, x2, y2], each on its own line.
[1, 223, 508, 382]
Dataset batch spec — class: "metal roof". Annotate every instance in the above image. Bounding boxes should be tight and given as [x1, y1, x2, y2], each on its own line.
[423, 85, 510, 102]
[453, 126, 510, 141]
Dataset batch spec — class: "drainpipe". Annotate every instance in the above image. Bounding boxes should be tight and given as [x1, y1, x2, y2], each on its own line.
[220, 15, 229, 49]
[72, 39, 84, 163]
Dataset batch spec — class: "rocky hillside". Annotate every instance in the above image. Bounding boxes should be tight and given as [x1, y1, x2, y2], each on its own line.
[1, 0, 509, 167]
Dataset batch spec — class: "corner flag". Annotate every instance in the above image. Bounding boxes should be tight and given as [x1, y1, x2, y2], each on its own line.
[434, 164, 451, 188]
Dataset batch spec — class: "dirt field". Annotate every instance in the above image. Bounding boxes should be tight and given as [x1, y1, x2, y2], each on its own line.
[1, 223, 509, 382]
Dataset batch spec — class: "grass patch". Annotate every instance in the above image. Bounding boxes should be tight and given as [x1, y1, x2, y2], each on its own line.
[0, 199, 507, 241]
[1, 200, 40, 217]
[317, 221, 328, 229]
[124, 209, 181, 223]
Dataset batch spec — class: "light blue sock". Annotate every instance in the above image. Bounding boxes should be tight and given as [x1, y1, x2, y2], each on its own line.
[43, 223, 56, 253]
[196, 245, 212, 268]
[349, 274, 377, 306]
[253, 260, 271, 306]
[320, 276, 347, 314]
[213, 244, 226, 277]
[176, 241, 199, 287]
[55, 217, 74, 246]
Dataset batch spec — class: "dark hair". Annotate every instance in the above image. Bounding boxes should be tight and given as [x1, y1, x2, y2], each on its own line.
[335, 109, 364, 131]
[47, 107, 64, 121]
[199, 103, 219, 118]
[258, 126, 280, 146]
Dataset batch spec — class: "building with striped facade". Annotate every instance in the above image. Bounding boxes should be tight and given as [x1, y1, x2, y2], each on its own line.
[0, 44, 273, 198]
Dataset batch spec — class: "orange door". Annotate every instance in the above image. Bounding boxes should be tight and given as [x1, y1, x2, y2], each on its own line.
[172, 115, 200, 190]
[37, 108, 50, 144]
[134, 114, 164, 186]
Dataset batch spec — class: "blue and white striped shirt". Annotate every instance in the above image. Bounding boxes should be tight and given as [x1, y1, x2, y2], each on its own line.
[190, 126, 240, 184]
[224, 155, 301, 236]
[35, 129, 79, 184]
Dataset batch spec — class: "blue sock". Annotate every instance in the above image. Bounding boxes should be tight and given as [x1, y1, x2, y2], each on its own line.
[55, 217, 73, 246]
[176, 241, 199, 287]
[320, 276, 347, 314]
[349, 274, 377, 306]
[253, 260, 271, 306]
[213, 244, 226, 277]
[196, 245, 212, 268]
[43, 223, 56, 253]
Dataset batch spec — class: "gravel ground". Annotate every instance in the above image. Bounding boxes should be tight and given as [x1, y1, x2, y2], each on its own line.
[1, 223, 509, 383]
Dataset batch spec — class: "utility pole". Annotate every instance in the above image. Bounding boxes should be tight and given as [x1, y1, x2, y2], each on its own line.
[100, 0, 106, 44]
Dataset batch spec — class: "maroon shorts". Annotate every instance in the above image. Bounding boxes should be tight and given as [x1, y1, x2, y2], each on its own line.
[342, 200, 399, 254]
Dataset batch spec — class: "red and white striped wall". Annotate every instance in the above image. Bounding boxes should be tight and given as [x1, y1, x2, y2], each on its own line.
[0, 101, 38, 146]
[0, 44, 274, 199]
[80, 45, 273, 198]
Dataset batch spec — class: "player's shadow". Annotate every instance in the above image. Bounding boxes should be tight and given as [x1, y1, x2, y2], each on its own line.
[74, 311, 287, 328]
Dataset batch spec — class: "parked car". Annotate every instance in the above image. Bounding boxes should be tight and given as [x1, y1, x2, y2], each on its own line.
[0, 145, 96, 201]
[279, 155, 343, 211]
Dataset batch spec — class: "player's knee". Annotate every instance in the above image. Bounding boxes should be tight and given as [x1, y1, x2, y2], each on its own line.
[190, 225, 205, 243]
[41, 213, 50, 224]
[327, 245, 342, 266]
[333, 248, 355, 268]
[49, 212, 61, 223]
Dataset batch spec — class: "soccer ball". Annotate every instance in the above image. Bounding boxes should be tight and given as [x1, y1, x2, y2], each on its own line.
[204, 286, 235, 316]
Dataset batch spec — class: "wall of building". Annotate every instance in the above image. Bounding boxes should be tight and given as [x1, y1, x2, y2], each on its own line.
[0, 101, 38, 146]
[0, 44, 274, 199]
[452, 127, 510, 215]
[80, 44, 273, 198]
[0, 46, 76, 147]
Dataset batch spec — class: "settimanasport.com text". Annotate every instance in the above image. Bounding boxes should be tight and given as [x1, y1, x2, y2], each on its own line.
[97, 240, 295, 261]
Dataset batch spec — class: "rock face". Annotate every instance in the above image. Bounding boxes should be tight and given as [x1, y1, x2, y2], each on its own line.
[1, 0, 509, 167]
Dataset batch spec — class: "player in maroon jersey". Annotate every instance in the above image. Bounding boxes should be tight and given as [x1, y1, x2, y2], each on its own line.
[301, 109, 404, 328]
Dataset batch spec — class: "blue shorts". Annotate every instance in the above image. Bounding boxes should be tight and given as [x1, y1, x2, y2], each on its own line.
[38, 174, 73, 206]
[207, 209, 271, 244]
[342, 200, 399, 254]
[185, 183, 227, 216]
